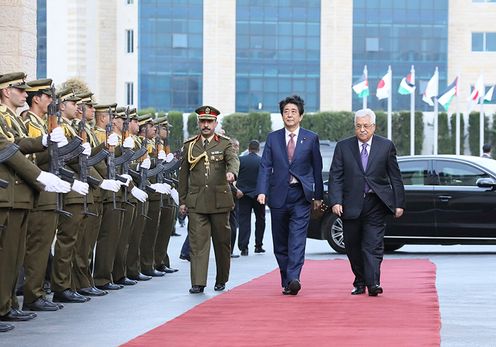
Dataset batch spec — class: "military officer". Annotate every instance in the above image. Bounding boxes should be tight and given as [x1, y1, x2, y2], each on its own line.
[178, 105, 239, 294]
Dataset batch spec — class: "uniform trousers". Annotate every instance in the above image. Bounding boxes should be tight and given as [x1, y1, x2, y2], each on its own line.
[0, 209, 29, 315]
[189, 211, 231, 287]
[112, 202, 136, 281]
[140, 199, 161, 273]
[126, 202, 148, 278]
[23, 210, 58, 303]
[154, 203, 176, 269]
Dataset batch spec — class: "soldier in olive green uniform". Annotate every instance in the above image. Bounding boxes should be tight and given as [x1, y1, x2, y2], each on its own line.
[153, 117, 179, 274]
[178, 106, 239, 294]
[0, 73, 71, 330]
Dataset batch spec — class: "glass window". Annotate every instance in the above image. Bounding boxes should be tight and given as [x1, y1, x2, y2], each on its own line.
[472, 32, 484, 51]
[126, 29, 134, 53]
[485, 33, 496, 51]
[434, 161, 490, 186]
[399, 160, 430, 186]
[126, 82, 134, 105]
[173, 33, 188, 48]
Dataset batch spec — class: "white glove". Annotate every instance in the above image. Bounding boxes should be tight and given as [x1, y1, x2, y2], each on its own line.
[99, 179, 121, 192]
[123, 137, 134, 149]
[165, 153, 174, 163]
[82, 142, 91, 156]
[131, 186, 148, 202]
[71, 179, 89, 196]
[42, 127, 68, 148]
[119, 174, 132, 187]
[150, 183, 170, 195]
[107, 133, 119, 146]
[36, 171, 71, 193]
[170, 188, 179, 205]
[158, 150, 166, 160]
[138, 157, 151, 170]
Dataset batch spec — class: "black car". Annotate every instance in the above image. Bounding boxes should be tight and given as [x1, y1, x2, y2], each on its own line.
[308, 155, 496, 253]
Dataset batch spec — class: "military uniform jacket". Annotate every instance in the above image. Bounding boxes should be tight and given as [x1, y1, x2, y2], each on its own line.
[178, 133, 239, 214]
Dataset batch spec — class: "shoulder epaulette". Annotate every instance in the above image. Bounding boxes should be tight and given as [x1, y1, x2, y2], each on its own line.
[184, 135, 198, 144]
[0, 104, 7, 113]
[217, 133, 231, 140]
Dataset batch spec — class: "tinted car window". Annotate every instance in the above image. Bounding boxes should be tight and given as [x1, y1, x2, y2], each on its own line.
[398, 160, 429, 186]
[434, 160, 490, 186]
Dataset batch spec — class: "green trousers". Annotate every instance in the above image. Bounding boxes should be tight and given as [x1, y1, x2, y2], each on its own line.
[126, 202, 148, 278]
[112, 202, 136, 281]
[154, 204, 176, 268]
[139, 200, 161, 273]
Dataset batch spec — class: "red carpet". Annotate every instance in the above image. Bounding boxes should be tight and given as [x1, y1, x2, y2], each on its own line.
[123, 259, 440, 347]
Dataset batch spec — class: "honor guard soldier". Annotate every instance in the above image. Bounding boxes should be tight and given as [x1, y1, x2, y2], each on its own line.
[178, 105, 239, 294]
[153, 116, 179, 274]
[0, 73, 71, 331]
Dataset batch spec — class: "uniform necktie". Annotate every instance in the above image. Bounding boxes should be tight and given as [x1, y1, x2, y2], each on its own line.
[287, 133, 295, 162]
[361, 143, 370, 193]
[203, 139, 208, 149]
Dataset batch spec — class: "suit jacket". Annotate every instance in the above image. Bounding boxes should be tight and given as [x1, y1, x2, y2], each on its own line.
[236, 152, 261, 199]
[178, 133, 240, 214]
[328, 135, 405, 219]
[257, 127, 323, 208]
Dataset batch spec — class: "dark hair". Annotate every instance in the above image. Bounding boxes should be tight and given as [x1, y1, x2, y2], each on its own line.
[483, 143, 492, 153]
[26, 91, 43, 107]
[279, 95, 304, 116]
[248, 140, 260, 151]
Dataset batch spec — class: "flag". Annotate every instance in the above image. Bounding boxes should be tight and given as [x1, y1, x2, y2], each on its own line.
[398, 73, 415, 95]
[437, 77, 458, 111]
[422, 68, 439, 106]
[484, 85, 494, 104]
[352, 73, 369, 98]
[470, 75, 484, 102]
[376, 69, 392, 100]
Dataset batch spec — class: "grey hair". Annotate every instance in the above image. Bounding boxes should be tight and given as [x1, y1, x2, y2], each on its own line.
[354, 108, 376, 125]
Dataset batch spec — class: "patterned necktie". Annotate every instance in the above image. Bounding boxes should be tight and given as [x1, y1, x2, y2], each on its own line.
[287, 133, 295, 162]
[361, 143, 370, 193]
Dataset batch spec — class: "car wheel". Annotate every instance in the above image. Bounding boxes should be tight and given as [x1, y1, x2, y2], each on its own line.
[323, 214, 346, 254]
[384, 243, 404, 253]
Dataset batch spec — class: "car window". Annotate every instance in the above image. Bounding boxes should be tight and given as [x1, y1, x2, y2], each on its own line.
[433, 160, 490, 186]
[399, 160, 430, 186]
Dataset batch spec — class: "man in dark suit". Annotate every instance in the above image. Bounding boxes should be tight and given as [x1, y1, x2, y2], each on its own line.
[257, 95, 323, 296]
[329, 108, 405, 297]
[237, 140, 266, 255]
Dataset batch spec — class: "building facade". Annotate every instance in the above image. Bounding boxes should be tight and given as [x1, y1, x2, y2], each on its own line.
[41, 0, 496, 114]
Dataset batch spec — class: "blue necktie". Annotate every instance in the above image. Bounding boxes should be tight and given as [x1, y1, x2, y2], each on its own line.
[361, 143, 370, 193]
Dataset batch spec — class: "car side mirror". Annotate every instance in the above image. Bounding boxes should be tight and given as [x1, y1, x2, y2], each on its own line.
[476, 177, 496, 188]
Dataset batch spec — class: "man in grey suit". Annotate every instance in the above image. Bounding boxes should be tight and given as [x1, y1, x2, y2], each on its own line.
[329, 108, 405, 297]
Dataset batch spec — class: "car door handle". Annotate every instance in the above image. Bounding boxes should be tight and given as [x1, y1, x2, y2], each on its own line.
[438, 195, 452, 202]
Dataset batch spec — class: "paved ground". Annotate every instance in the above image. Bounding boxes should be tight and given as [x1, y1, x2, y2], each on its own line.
[2, 217, 496, 346]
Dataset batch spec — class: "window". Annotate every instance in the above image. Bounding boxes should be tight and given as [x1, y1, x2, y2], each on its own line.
[433, 161, 490, 186]
[126, 29, 134, 53]
[127, 0, 134, 4]
[399, 160, 430, 186]
[173, 33, 188, 48]
[126, 82, 134, 105]
[472, 32, 496, 52]
[366, 37, 379, 52]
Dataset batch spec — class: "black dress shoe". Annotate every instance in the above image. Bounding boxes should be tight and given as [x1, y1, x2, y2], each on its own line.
[142, 269, 165, 277]
[22, 298, 60, 311]
[282, 287, 291, 295]
[128, 273, 152, 281]
[351, 286, 366, 295]
[0, 308, 37, 321]
[189, 285, 205, 294]
[155, 265, 178, 273]
[78, 287, 108, 296]
[240, 249, 248, 256]
[254, 246, 266, 253]
[53, 289, 90, 303]
[214, 283, 225, 291]
[115, 277, 138, 286]
[230, 253, 240, 258]
[179, 254, 191, 261]
[368, 285, 384, 296]
[0, 322, 14, 332]
[288, 279, 301, 295]
[96, 283, 124, 291]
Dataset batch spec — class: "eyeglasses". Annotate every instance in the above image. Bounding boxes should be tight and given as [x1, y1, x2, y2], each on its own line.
[355, 124, 374, 130]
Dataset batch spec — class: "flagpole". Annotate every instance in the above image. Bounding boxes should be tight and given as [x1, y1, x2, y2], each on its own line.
[455, 73, 460, 155]
[434, 96, 439, 155]
[480, 82, 485, 156]
[387, 65, 392, 140]
[363, 65, 368, 109]
[410, 65, 415, 155]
